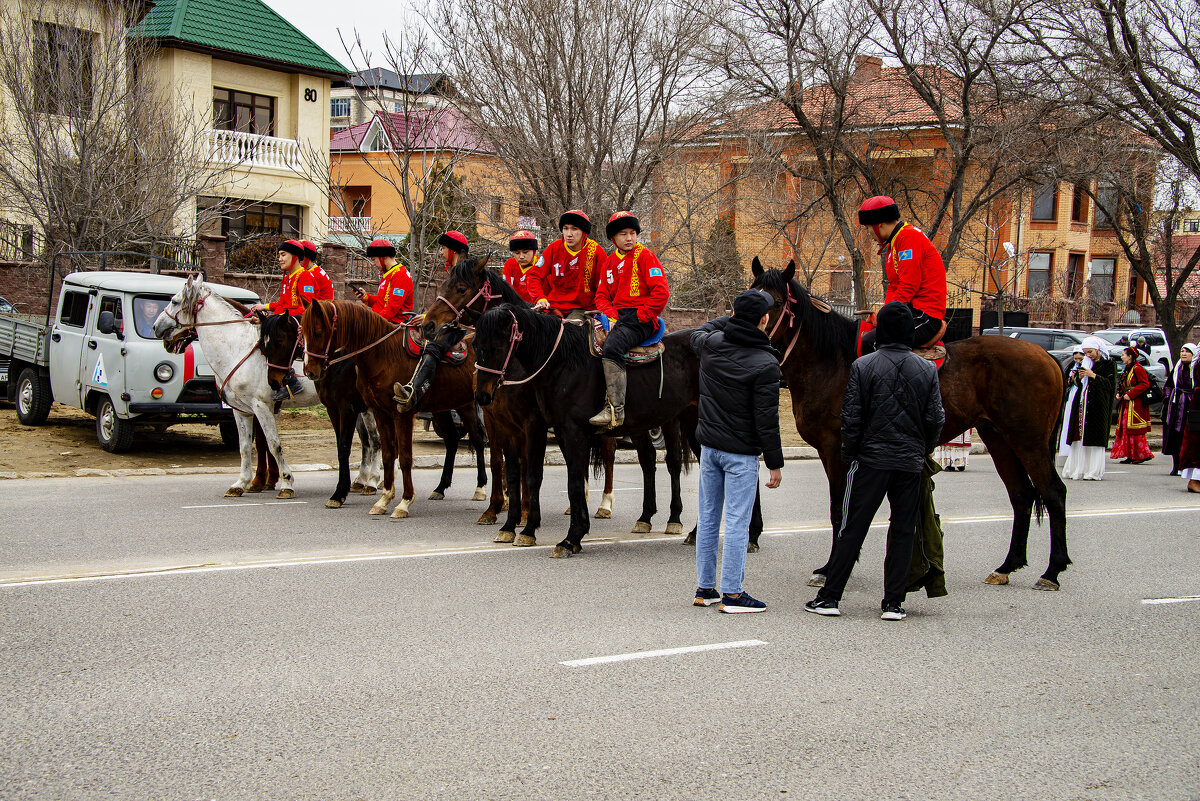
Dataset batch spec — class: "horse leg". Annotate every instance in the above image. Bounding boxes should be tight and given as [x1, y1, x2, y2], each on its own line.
[978, 429, 1038, 587]
[391, 413, 416, 518]
[370, 413, 397, 515]
[480, 413, 506, 525]
[353, 411, 381, 495]
[663, 423, 685, 537]
[553, 426, 591, 558]
[429, 411, 459, 500]
[518, 424, 548, 547]
[252, 400, 294, 499]
[463, 405, 489, 501]
[495, 441, 522, 543]
[997, 429, 1071, 589]
[225, 410, 256, 497]
[595, 436, 616, 518]
[326, 406, 356, 509]
[809, 444, 847, 587]
[248, 417, 269, 492]
[630, 433, 658, 534]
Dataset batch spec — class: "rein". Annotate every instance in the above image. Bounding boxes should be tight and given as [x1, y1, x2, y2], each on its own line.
[768, 288, 805, 367]
[326, 315, 421, 367]
[265, 316, 304, 371]
[304, 304, 340, 364]
[437, 277, 502, 328]
[474, 311, 565, 388]
[167, 291, 259, 329]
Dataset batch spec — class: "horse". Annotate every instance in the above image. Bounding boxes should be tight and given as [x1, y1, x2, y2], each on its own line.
[261, 312, 482, 508]
[473, 304, 699, 557]
[152, 274, 322, 499]
[412, 256, 699, 544]
[299, 299, 487, 519]
[750, 258, 1070, 590]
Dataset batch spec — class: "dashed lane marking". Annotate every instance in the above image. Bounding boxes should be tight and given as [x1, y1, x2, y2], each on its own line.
[181, 501, 308, 509]
[1142, 596, 1200, 605]
[560, 640, 768, 667]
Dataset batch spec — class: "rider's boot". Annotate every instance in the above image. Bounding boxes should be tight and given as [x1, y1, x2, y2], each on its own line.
[272, 370, 304, 402]
[588, 359, 626, 428]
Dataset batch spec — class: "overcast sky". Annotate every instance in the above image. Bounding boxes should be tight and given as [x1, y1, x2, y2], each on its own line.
[260, 0, 414, 71]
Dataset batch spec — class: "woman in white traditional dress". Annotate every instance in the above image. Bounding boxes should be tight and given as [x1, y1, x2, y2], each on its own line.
[1060, 337, 1115, 480]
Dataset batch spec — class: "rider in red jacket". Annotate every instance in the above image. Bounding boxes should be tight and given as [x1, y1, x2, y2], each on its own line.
[248, 239, 308, 399]
[503, 230, 540, 304]
[299, 240, 334, 302]
[858, 196, 947, 353]
[353, 238, 414, 324]
[528, 210, 607, 322]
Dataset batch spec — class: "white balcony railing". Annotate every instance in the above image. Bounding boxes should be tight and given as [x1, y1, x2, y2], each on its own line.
[329, 217, 372, 235]
[209, 129, 302, 172]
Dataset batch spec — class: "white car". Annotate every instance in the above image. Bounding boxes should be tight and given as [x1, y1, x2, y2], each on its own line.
[1090, 328, 1173, 370]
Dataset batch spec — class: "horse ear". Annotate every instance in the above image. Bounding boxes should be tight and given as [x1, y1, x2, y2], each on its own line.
[782, 260, 796, 284]
[299, 293, 311, 311]
[476, 255, 490, 273]
[751, 257, 764, 278]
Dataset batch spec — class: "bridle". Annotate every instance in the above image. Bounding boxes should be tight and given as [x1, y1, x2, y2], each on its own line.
[765, 286, 806, 366]
[474, 310, 565, 388]
[436, 276, 502, 328]
[165, 289, 257, 330]
[303, 302, 339, 366]
[264, 315, 304, 372]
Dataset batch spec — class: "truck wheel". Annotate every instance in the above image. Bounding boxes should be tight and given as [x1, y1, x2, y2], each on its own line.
[219, 420, 240, 449]
[95, 396, 135, 453]
[15, 368, 52, 426]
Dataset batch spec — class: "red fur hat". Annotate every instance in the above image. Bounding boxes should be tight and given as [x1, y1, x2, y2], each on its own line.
[858, 196, 900, 226]
[605, 211, 641, 241]
[509, 230, 538, 251]
[301, 240, 318, 263]
[558, 209, 592, 235]
[438, 230, 470, 254]
[278, 239, 305, 259]
[365, 237, 396, 258]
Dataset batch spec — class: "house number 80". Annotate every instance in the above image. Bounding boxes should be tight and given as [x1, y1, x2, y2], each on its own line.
[304, 88, 317, 102]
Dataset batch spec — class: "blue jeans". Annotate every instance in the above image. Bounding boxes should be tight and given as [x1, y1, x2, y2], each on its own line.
[696, 446, 760, 595]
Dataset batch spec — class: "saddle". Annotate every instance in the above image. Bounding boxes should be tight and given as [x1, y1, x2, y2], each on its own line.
[855, 311, 948, 369]
[587, 314, 666, 364]
[403, 315, 469, 364]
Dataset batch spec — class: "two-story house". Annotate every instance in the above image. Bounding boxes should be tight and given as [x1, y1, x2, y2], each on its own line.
[330, 69, 453, 134]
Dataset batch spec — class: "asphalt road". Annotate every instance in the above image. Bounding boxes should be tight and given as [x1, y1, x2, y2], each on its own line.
[1, 457, 1198, 800]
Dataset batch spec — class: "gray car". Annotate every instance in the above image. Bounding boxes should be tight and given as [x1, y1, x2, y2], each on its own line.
[1048, 346, 1165, 415]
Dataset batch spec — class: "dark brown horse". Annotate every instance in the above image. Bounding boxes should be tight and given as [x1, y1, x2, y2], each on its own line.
[300, 300, 487, 519]
[751, 258, 1070, 589]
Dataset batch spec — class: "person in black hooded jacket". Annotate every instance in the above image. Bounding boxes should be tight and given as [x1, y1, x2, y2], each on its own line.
[688, 289, 784, 613]
[805, 301, 944, 621]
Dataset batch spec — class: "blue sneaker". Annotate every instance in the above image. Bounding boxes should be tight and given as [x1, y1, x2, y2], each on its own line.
[693, 587, 720, 607]
[272, 373, 304, 402]
[718, 591, 766, 614]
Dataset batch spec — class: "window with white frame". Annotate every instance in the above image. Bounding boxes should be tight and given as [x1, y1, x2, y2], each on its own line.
[331, 97, 351, 117]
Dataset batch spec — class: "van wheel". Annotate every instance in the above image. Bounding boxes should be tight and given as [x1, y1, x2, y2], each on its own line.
[95, 396, 135, 453]
[16, 368, 52, 425]
[219, 420, 240, 449]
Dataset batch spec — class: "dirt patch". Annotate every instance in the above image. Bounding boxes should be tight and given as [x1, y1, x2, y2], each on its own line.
[0, 389, 809, 478]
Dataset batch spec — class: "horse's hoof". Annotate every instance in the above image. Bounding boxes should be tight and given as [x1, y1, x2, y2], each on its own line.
[391, 508, 409, 519]
[472, 487, 487, 501]
[564, 506, 572, 516]
[631, 521, 652, 534]
[808, 573, 826, 588]
[665, 522, 684, 536]
[1033, 578, 1060, 591]
[477, 512, 498, 525]
[984, 572, 1010, 586]
[349, 482, 365, 493]
[747, 542, 760, 554]
[369, 502, 388, 515]
[224, 487, 244, 498]
[246, 483, 266, 493]
[276, 488, 294, 500]
[683, 532, 696, 546]
[429, 491, 445, 501]
[515, 534, 536, 547]
[494, 530, 516, 544]
[362, 486, 377, 496]
[551, 545, 581, 558]
[325, 499, 343, 509]
[594, 508, 611, 519]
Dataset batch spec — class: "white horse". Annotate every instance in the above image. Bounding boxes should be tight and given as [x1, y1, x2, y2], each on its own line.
[152, 274, 381, 499]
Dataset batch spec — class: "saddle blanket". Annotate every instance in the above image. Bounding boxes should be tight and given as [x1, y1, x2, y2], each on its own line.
[404, 315, 469, 364]
[588, 314, 665, 364]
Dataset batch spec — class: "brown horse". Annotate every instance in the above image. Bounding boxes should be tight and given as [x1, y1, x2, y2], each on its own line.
[300, 299, 486, 519]
[751, 258, 1070, 590]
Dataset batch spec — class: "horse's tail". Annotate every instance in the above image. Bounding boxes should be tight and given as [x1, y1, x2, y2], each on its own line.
[1037, 355, 1070, 526]
[679, 407, 700, 474]
[590, 431, 606, 480]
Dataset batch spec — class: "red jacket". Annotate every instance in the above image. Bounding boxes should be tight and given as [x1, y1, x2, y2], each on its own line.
[268, 267, 307, 315]
[299, 265, 334, 303]
[364, 263, 415, 323]
[527, 238, 606, 311]
[503, 256, 540, 304]
[595, 244, 670, 323]
[883, 223, 947, 320]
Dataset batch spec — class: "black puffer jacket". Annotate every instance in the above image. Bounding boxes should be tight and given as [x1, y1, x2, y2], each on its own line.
[690, 316, 784, 469]
[841, 344, 945, 471]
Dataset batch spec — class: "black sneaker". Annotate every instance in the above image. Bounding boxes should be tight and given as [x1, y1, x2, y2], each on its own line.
[805, 598, 841, 616]
[693, 587, 721, 607]
[718, 591, 766, 613]
[881, 604, 907, 621]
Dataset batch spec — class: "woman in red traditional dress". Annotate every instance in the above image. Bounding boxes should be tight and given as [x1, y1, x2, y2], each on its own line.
[1110, 345, 1154, 464]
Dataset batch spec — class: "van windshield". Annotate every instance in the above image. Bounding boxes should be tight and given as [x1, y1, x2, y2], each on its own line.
[132, 296, 171, 339]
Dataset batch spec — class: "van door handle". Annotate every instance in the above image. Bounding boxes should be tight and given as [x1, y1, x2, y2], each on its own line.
[51, 333, 61, 342]
[88, 340, 97, 350]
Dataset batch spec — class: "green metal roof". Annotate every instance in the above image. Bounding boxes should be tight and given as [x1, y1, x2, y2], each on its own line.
[133, 0, 348, 79]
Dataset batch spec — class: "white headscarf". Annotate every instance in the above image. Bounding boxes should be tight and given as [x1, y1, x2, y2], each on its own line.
[1173, 343, 1197, 386]
[1082, 335, 1110, 359]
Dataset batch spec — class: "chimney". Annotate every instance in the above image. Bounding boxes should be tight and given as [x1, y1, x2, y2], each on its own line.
[852, 56, 883, 81]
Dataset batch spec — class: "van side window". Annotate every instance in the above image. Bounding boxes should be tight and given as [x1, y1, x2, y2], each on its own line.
[59, 291, 89, 327]
[99, 296, 123, 335]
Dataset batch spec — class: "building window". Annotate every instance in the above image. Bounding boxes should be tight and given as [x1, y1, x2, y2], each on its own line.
[339, 186, 371, 218]
[34, 22, 94, 117]
[1031, 183, 1057, 221]
[331, 97, 351, 117]
[1090, 258, 1116, 302]
[1066, 252, 1085, 296]
[829, 272, 852, 303]
[213, 88, 275, 137]
[201, 198, 302, 242]
[1027, 252, 1052, 295]
[1185, 220, 1200, 233]
[1095, 185, 1119, 228]
[489, 196, 503, 221]
[0, 222, 35, 261]
[1071, 184, 1088, 223]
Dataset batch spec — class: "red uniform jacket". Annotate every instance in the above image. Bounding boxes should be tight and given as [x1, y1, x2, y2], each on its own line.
[268, 267, 307, 315]
[364, 264, 415, 323]
[1120, 362, 1153, 432]
[527, 238, 606, 312]
[883, 223, 947, 321]
[299, 265, 334, 303]
[595, 244, 670, 323]
[503, 257, 540, 304]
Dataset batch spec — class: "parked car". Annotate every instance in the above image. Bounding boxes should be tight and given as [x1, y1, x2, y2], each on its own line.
[1048, 347, 1166, 415]
[981, 326, 1090, 352]
[0, 296, 12, 314]
[1088, 327, 1173, 370]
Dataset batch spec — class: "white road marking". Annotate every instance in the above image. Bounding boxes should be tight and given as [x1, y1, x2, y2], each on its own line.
[1142, 596, 1200, 605]
[560, 639, 767, 667]
[181, 501, 308, 509]
[558, 487, 643, 493]
[3, 505, 1195, 590]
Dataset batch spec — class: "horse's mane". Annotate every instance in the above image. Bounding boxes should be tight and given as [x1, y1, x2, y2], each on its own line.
[476, 304, 591, 373]
[312, 299, 410, 361]
[259, 311, 298, 350]
[750, 270, 858, 365]
[449, 260, 529, 308]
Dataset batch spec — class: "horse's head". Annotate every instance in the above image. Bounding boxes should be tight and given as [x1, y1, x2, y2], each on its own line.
[472, 304, 521, 406]
[301, 300, 338, 381]
[423, 255, 492, 341]
[749, 256, 798, 334]
[153, 273, 204, 353]
[261, 312, 301, 385]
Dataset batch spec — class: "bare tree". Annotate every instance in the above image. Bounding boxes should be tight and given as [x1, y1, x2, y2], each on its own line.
[0, 0, 230, 261]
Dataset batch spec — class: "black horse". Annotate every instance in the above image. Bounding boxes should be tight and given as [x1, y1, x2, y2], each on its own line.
[259, 313, 485, 508]
[472, 304, 702, 557]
